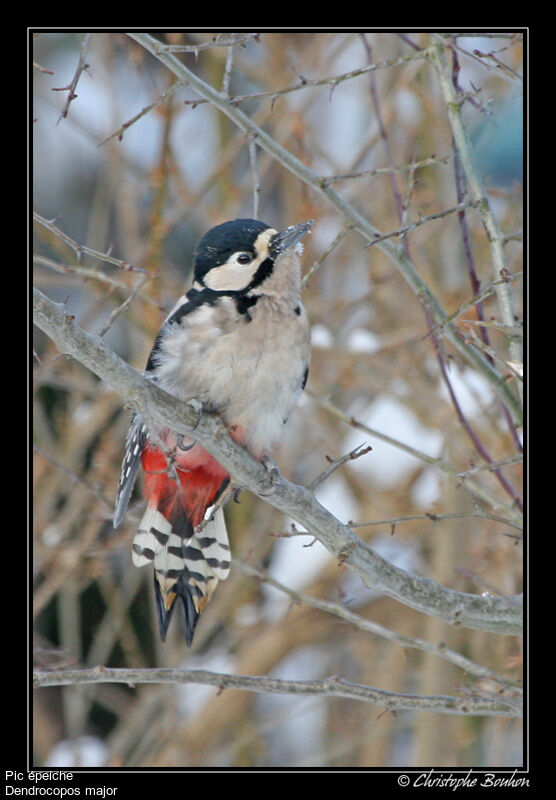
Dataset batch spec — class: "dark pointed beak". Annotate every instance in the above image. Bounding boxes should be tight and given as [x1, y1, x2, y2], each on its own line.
[269, 219, 314, 257]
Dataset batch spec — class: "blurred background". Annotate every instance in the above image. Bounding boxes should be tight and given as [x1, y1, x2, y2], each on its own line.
[32, 31, 524, 768]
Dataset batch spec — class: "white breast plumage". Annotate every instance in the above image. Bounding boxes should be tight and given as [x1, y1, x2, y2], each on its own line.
[152, 293, 310, 458]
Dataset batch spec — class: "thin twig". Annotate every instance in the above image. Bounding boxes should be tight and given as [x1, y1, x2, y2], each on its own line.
[350, 510, 522, 534]
[462, 323, 524, 381]
[221, 44, 235, 95]
[33, 666, 522, 717]
[359, 34, 405, 229]
[461, 318, 523, 336]
[236, 560, 522, 689]
[194, 482, 235, 535]
[450, 44, 523, 456]
[426, 312, 522, 510]
[437, 34, 523, 85]
[157, 33, 259, 54]
[97, 275, 153, 338]
[34, 61, 54, 75]
[302, 224, 352, 286]
[98, 81, 182, 147]
[312, 392, 523, 525]
[364, 201, 477, 248]
[457, 455, 522, 482]
[52, 33, 92, 123]
[428, 41, 522, 406]
[320, 154, 450, 186]
[308, 444, 372, 491]
[247, 135, 261, 219]
[182, 49, 429, 109]
[33, 212, 147, 274]
[423, 272, 523, 341]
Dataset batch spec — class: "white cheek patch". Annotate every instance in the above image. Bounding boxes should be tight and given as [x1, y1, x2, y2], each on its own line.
[203, 263, 256, 292]
[253, 228, 276, 260]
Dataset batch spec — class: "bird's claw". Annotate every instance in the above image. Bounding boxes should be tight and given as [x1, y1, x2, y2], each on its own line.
[259, 456, 280, 496]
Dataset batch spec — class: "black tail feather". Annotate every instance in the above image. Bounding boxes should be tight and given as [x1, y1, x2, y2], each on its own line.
[153, 571, 200, 645]
[153, 575, 175, 643]
[177, 576, 200, 647]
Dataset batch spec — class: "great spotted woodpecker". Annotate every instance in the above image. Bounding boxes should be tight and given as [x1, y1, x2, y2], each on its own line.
[113, 218, 313, 644]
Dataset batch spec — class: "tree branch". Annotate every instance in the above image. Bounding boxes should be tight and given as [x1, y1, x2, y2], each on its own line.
[235, 560, 521, 688]
[427, 41, 523, 404]
[33, 286, 522, 636]
[33, 667, 522, 718]
[125, 32, 522, 428]
[52, 33, 91, 123]
[312, 393, 522, 525]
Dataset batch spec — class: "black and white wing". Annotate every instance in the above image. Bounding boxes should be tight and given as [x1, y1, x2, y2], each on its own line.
[113, 290, 202, 529]
[113, 413, 148, 529]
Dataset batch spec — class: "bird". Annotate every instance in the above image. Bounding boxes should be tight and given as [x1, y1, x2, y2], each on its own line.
[113, 217, 313, 645]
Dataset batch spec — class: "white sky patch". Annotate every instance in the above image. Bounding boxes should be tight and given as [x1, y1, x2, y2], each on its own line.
[256, 645, 328, 767]
[264, 536, 331, 621]
[394, 87, 423, 125]
[72, 401, 94, 426]
[340, 534, 424, 609]
[438, 364, 494, 419]
[176, 649, 236, 717]
[411, 467, 441, 507]
[343, 395, 443, 489]
[311, 215, 345, 250]
[45, 736, 108, 768]
[345, 327, 380, 354]
[42, 524, 63, 547]
[311, 324, 334, 349]
[264, 474, 358, 620]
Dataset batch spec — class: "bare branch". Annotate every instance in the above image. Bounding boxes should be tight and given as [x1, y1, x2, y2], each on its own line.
[235, 560, 521, 689]
[33, 212, 147, 274]
[126, 32, 522, 428]
[363, 201, 477, 248]
[247, 135, 261, 219]
[308, 443, 373, 491]
[457, 455, 522, 482]
[423, 272, 523, 341]
[33, 666, 522, 717]
[302, 224, 352, 286]
[320, 155, 450, 186]
[311, 393, 523, 525]
[359, 34, 405, 227]
[427, 312, 522, 510]
[158, 33, 260, 54]
[98, 81, 182, 147]
[96, 275, 153, 338]
[350, 510, 522, 534]
[182, 48, 428, 107]
[428, 41, 522, 405]
[33, 286, 523, 636]
[52, 33, 92, 123]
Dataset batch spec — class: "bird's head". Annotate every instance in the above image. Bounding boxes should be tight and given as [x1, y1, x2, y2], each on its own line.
[193, 218, 313, 294]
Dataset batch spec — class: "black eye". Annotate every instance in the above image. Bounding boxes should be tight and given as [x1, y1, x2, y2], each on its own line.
[236, 253, 252, 265]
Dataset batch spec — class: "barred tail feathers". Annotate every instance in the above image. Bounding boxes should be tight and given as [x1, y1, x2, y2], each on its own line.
[133, 441, 231, 644]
